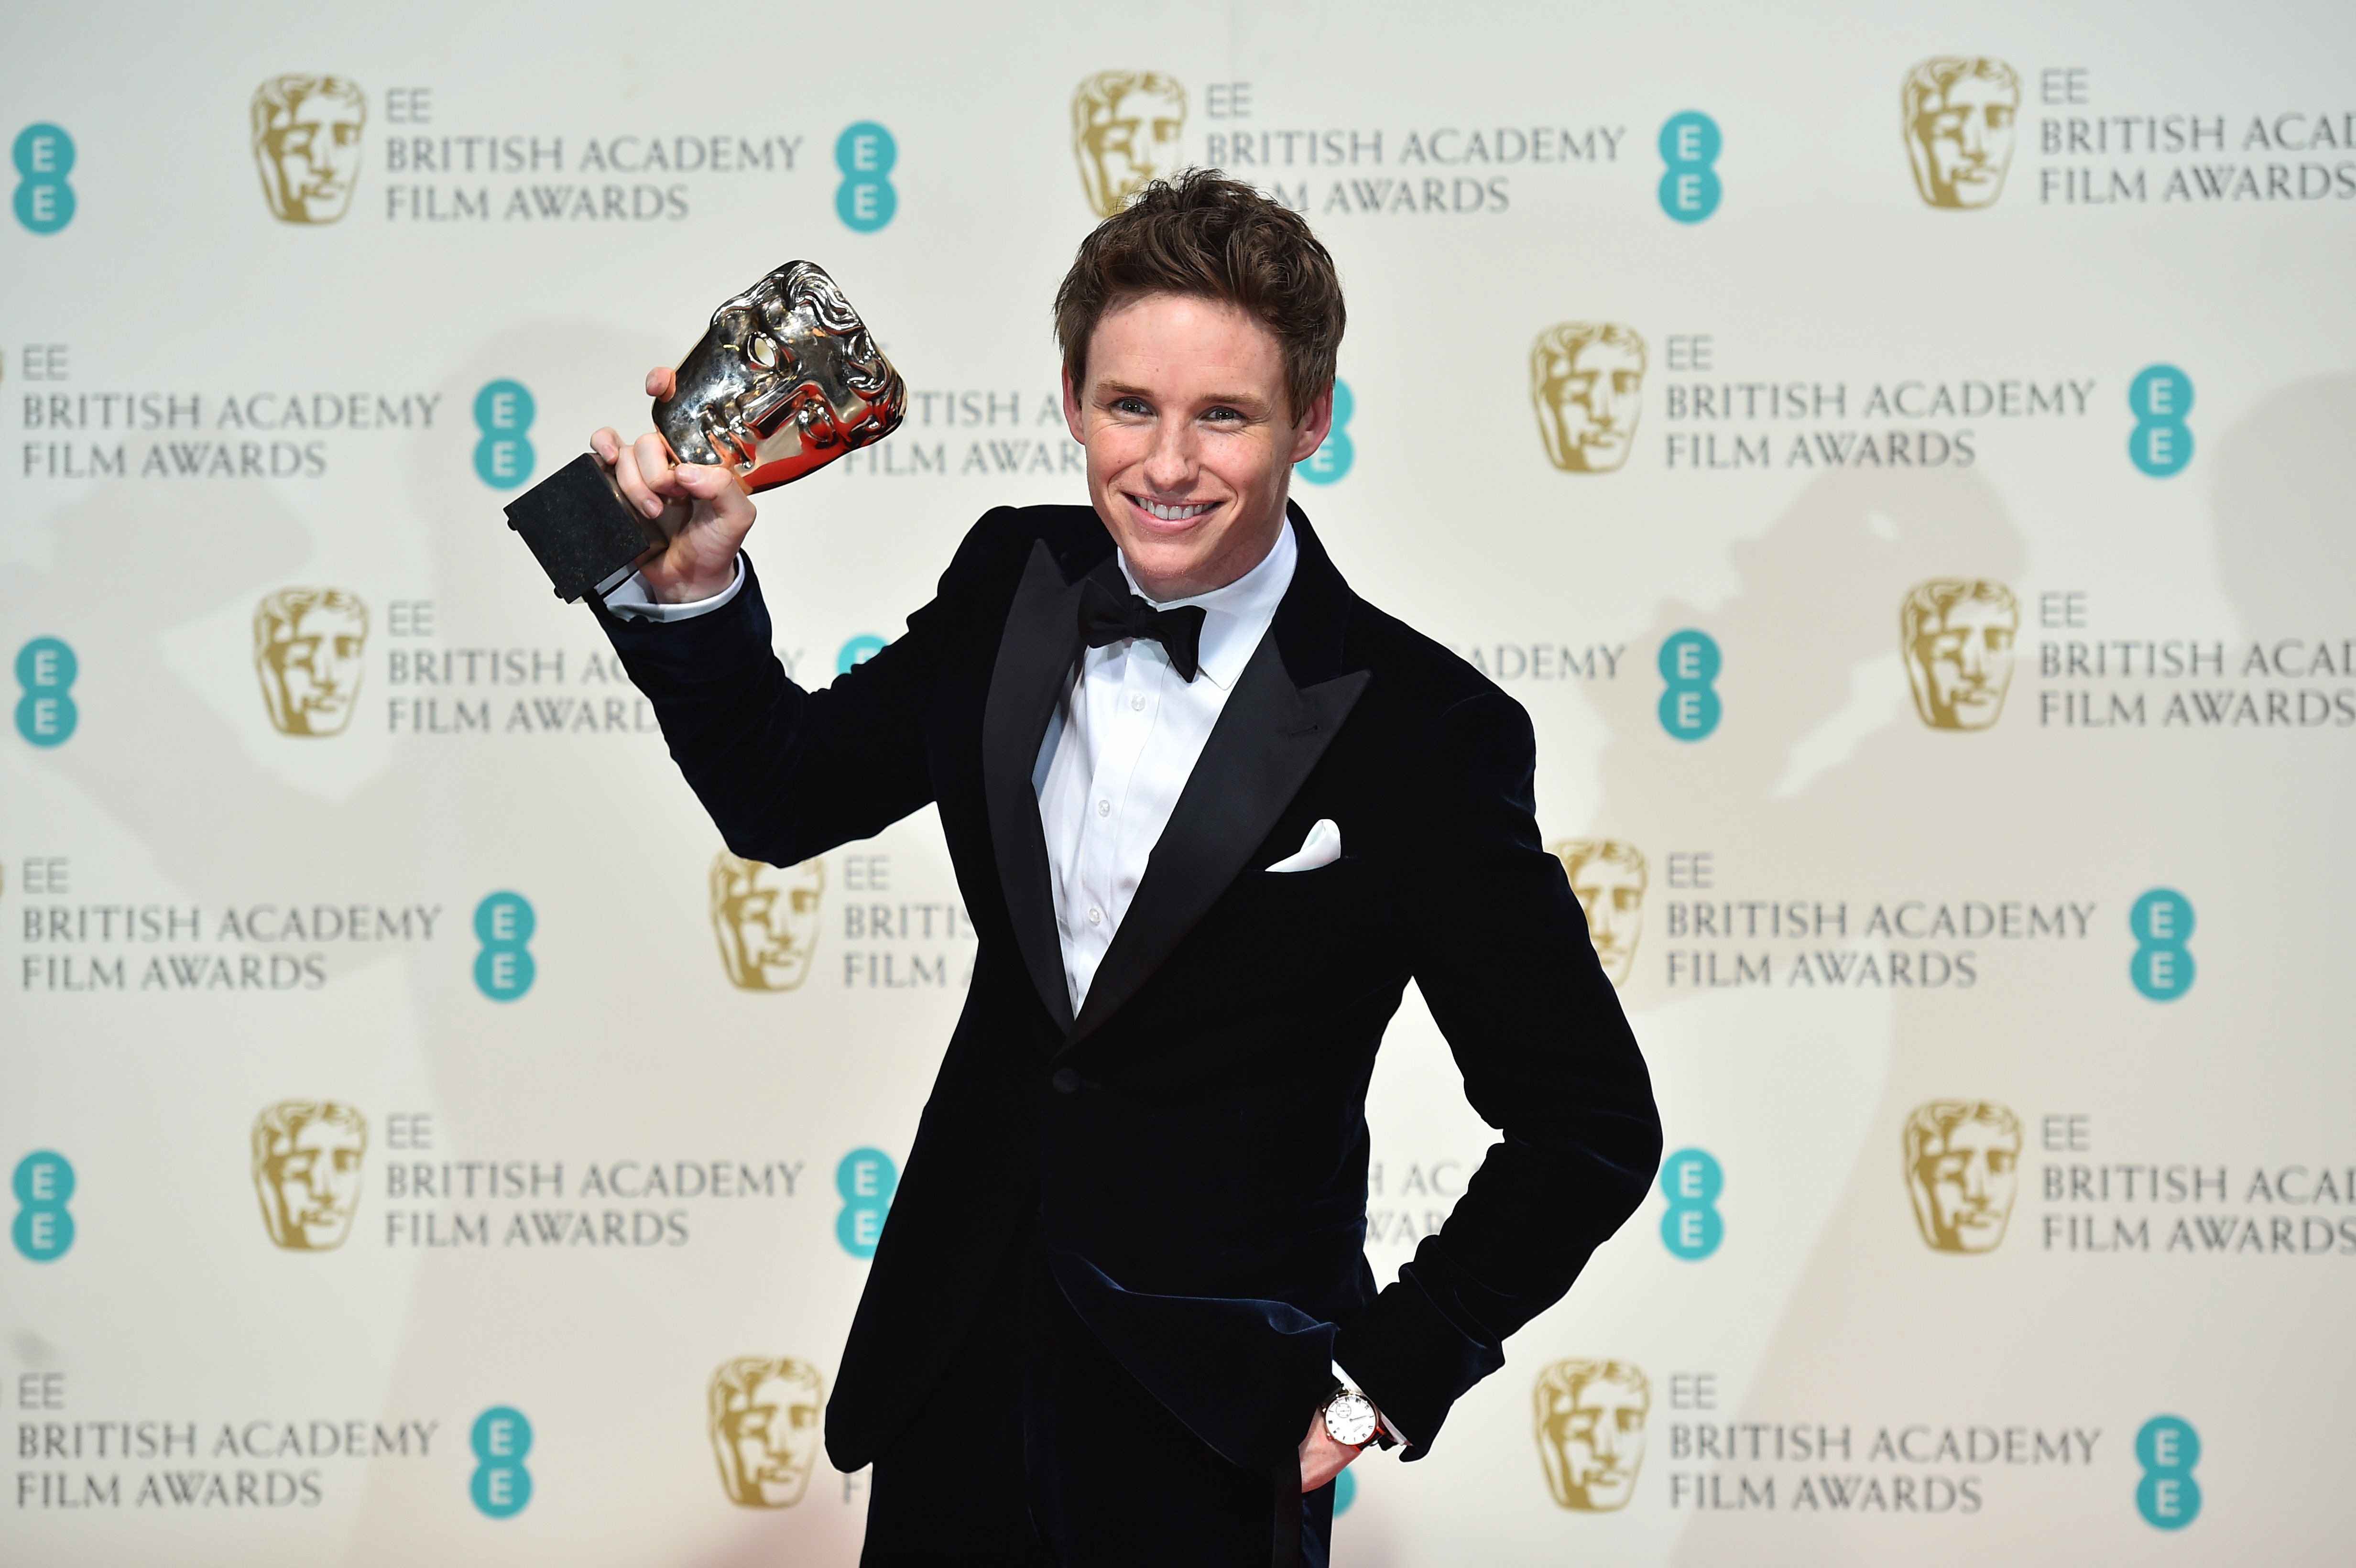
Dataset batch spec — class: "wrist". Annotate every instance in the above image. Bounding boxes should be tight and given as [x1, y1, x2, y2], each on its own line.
[648, 556, 739, 605]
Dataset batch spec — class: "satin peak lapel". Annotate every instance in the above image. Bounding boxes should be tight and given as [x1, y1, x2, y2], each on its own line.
[1067, 634, 1370, 1045]
[982, 540, 1086, 1035]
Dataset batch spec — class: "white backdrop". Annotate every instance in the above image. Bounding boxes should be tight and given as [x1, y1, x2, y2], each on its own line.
[4, 2, 2353, 1562]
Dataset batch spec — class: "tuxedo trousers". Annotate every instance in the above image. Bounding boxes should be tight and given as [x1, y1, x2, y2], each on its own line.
[860, 1214, 1338, 1568]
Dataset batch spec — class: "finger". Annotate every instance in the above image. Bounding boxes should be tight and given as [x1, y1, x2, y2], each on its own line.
[632, 432, 681, 511]
[590, 426, 622, 464]
[646, 366, 676, 400]
[674, 459, 756, 531]
[609, 441, 660, 518]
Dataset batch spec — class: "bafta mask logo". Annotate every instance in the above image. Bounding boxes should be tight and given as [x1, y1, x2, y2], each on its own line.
[1901, 578, 2017, 731]
[1904, 1100, 2021, 1254]
[251, 76, 366, 224]
[1552, 839, 1647, 987]
[709, 1357, 824, 1507]
[1531, 324, 1646, 474]
[1902, 57, 2019, 210]
[1072, 71, 1187, 218]
[252, 1100, 367, 1252]
[1535, 1359, 1649, 1511]
[254, 588, 368, 737]
[711, 853, 825, 991]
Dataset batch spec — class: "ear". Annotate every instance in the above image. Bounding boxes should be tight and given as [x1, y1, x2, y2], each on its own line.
[1287, 387, 1335, 465]
[1061, 366, 1086, 446]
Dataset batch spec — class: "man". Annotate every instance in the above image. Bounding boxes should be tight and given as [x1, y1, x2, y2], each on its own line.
[1903, 1100, 2022, 1254]
[1901, 577, 2018, 730]
[587, 173, 1658, 1565]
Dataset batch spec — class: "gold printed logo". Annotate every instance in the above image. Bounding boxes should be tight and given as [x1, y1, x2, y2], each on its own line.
[1072, 71, 1187, 218]
[254, 588, 368, 737]
[710, 853, 825, 991]
[709, 1357, 824, 1507]
[1551, 839, 1646, 988]
[251, 76, 366, 224]
[1535, 1359, 1648, 1511]
[1901, 578, 2016, 730]
[252, 1100, 367, 1252]
[1903, 57, 2019, 209]
[1904, 1100, 2021, 1253]
[1531, 324, 1646, 473]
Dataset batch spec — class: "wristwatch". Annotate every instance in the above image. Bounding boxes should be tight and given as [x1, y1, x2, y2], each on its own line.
[1321, 1385, 1389, 1450]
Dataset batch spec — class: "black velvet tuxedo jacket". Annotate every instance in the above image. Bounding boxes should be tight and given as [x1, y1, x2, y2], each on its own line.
[592, 501, 1660, 1473]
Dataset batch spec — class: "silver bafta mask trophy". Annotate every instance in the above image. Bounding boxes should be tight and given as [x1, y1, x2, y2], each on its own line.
[505, 261, 907, 601]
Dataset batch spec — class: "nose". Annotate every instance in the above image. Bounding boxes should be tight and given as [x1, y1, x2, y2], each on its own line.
[1141, 415, 1195, 494]
[1961, 114, 1988, 160]
[1959, 635, 1988, 683]
[1963, 1158, 1989, 1204]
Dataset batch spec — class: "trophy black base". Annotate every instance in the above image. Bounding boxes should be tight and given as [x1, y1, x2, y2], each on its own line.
[503, 453, 666, 602]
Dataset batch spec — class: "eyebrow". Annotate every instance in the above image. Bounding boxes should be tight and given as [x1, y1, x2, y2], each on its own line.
[1095, 380, 1271, 411]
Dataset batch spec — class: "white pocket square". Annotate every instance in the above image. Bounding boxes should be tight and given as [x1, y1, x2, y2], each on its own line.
[1266, 818, 1341, 873]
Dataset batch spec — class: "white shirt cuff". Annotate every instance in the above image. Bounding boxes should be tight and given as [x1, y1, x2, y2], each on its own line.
[601, 555, 746, 622]
[1333, 1358, 1414, 1449]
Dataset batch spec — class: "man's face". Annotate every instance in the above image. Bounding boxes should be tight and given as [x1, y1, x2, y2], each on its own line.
[1063, 294, 1330, 600]
[1914, 1119, 2020, 1252]
[1538, 340, 1643, 472]
[1539, 1374, 1647, 1510]
[1911, 74, 2017, 208]
[718, 1373, 822, 1506]
[262, 603, 366, 736]
[716, 859, 824, 991]
[1079, 84, 1185, 217]
[1909, 596, 2016, 729]
[262, 1120, 364, 1250]
[1568, 855, 1645, 987]
[262, 91, 364, 222]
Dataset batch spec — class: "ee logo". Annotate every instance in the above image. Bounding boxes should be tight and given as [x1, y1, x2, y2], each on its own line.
[473, 380, 536, 490]
[1333, 1467, 1357, 1515]
[2129, 887, 2194, 1002]
[1659, 1147, 1723, 1260]
[1658, 111, 1722, 223]
[1658, 630, 1723, 740]
[836, 121, 897, 232]
[837, 634, 888, 675]
[13, 123, 76, 234]
[12, 1151, 76, 1263]
[15, 637, 78, 747]
[469, 1406, 533, 1519]
[474, 892, 536, 1002]
[1297, 379, 1354, 485]
[2128, 365, 2193, 478]
[836, 1147, 897, 1259]
[2135, 1415, 2201, 1529]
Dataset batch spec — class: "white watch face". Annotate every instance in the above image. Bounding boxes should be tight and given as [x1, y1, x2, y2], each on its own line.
[1325, 1390, 1378, 1448]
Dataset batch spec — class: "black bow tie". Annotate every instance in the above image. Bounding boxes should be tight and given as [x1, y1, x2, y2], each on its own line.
[1077, 577, 1209, 682]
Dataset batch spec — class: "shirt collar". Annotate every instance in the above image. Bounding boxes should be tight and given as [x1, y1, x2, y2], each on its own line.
[1118, 520, 1298, 691]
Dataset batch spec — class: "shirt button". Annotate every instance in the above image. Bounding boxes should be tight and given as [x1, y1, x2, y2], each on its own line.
[1088, 906, 1102, 925]
[1052, 1068, 1080, 1094]
[1097, 799, 1111, 817]
[1131, 694, 1145, 711]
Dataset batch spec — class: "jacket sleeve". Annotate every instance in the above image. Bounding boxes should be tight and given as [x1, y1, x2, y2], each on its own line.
[586, 512, 1008, 867]
[1333, 688, 1661, 1457]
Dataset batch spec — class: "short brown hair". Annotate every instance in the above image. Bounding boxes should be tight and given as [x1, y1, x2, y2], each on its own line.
[1053, 170, 1344, 423]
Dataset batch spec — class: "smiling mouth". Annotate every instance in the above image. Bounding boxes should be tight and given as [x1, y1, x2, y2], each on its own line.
[1130, 495, 1216, 523]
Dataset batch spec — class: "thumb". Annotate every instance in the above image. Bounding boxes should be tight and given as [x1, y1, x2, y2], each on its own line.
[675, 459, 754, 523]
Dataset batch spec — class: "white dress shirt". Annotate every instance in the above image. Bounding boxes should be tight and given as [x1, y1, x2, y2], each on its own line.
[1034, 521, 1296, 1013]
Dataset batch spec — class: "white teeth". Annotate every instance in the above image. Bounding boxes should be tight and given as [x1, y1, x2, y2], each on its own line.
[1141, 499, 1213, 521]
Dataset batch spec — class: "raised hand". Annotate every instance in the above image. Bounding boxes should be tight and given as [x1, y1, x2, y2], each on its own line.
[589, 366, 759, 603]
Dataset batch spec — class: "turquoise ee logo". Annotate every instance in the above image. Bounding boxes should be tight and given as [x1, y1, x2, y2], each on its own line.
[2135, 1415, 2201, 1529]
[1658, 112, 1721, 223]
[1658, 630, 1722, 740]
[2129, 887, 2194, 1002]
[13, 124, 76, 234]
[2128, 364, 2192, 477]
[1333, 1466, 1357, 1514]
[12, 1152, 76, 1263]
[836, 1147, 897, 1259]
[473, 380, 536, 490]
[1297, 379, 1354, 485]
[469, 1406, 533, 1519]
[474, 892, 536, 1002]
[836, 122, 897, 232]
[837, 634, 887, 675]
[15, 637, 79, 747]
[1659, 1147, 1723, 1260]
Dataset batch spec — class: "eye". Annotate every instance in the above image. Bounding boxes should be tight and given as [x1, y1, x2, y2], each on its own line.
[1114, 397, 1151, 416]
[1202, 406, 1242, 424]
[748, 336, 778, 370]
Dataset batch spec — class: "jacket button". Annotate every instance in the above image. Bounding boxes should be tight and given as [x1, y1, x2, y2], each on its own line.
[1051, 1068, 1079, 1094]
